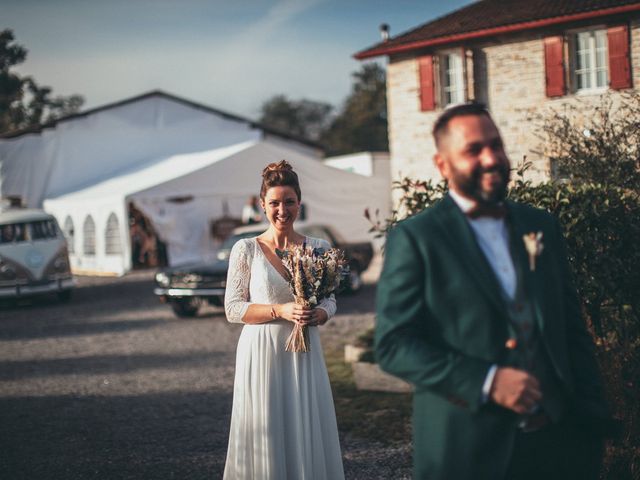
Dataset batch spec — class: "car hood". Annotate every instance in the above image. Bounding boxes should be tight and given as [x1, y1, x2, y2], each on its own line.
[160, 260, 229, 276]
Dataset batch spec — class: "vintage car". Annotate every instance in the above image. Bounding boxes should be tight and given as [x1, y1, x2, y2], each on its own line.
[154, 223, 374, 318]
[0, 208, 74, 301]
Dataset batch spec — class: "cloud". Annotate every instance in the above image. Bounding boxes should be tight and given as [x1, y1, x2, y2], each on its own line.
[221, 0, 327, 68]
[238, 0, 326, 42]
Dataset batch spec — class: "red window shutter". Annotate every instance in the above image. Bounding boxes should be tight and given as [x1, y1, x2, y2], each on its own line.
[608, 25, 632, 90]
[544, 36, 565, 97]
[418, 55, 435, 111]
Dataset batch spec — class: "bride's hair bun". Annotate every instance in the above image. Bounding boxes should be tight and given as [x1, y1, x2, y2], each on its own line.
[262, 160, 293, 177]
[260, 159, 301, 201]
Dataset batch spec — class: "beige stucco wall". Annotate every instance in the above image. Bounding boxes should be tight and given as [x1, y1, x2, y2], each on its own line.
[385, 17, 640, 187]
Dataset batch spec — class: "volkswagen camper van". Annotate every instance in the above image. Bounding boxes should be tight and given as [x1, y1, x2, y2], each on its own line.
[0, 208, 74, 301]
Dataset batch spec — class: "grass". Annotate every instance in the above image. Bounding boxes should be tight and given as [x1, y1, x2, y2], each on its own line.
[324, 349, 413, 445]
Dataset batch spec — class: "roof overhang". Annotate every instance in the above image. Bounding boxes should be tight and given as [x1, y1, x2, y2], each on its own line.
[354, 3, 640, 59]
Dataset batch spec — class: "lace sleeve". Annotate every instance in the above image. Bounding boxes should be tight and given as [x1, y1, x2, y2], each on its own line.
[317, 294, 337, 320]
[224, 239, 253, 323]
[313, 238, 337, 320]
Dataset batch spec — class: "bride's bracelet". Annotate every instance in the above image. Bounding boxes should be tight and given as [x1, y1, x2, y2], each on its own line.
[270, 306, 278, 320]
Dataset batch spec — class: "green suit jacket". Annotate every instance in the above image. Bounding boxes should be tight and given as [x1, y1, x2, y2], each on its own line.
[375, 195, 609, 480]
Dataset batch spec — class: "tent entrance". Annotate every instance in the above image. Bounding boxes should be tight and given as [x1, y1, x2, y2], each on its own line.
[128, 202, 167, 269]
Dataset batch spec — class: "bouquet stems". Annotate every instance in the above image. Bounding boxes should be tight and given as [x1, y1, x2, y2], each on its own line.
[285, 323, 310, 353]
[277, 243, 347, 353]
[285, 299, 311, 353]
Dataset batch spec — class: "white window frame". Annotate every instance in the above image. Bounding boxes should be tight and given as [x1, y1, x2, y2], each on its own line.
[83, 215, 96, 256]
[570, 27, 609, 94]
[63, 216, 75, 254]
[438, 49, 466, 107]
[105, 213, 122, 255]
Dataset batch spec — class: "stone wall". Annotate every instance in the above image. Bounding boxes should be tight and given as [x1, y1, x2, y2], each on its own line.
[385, 17, 640, 188]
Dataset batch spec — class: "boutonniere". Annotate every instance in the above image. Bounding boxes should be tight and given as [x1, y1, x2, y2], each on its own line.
[523, 231, 544, 271]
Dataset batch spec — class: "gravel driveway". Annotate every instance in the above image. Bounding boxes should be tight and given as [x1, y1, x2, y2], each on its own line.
[0, 258, 412, 479]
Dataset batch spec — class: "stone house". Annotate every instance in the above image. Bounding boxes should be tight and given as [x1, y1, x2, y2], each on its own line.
[355, 0, 640, 184]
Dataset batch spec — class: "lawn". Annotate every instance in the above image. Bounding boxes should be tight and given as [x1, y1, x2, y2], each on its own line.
[324, 348, 412, 445]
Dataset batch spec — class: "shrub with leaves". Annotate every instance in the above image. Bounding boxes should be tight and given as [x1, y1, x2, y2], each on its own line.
[533, 91, 640, 191]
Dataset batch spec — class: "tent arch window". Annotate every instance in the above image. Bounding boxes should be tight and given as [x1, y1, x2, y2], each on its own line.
[105, 213, 122, 255]
[63, 216, 75, 254]
[83, 215, 96, 256]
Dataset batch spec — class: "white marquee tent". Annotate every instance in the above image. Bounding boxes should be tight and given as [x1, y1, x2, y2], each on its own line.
[1, 91, 390, 275]
[0, 91, 284, 208]
[43, 139, 388, 275]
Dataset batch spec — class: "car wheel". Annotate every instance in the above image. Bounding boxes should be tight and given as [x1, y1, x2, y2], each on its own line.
[347, 269, 362, 293]
[57, 290, 72, 302]
[171, 297, 201, 318]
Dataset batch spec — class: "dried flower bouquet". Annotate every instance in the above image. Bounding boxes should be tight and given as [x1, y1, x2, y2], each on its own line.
[277, 243, 348, 352]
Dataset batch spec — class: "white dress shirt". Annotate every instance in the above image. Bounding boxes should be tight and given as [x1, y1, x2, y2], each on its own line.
[448, 189, 516, 299]
[448, 189, 517, 402]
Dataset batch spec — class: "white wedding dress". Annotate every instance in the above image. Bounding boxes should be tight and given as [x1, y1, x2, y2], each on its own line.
[223, 236, 345, 480]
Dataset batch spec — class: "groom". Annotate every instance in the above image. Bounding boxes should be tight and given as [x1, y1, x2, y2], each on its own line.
[375, 103, 612, 480]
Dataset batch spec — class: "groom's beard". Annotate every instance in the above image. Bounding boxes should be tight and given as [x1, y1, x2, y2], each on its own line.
[452, 163, 511, 205]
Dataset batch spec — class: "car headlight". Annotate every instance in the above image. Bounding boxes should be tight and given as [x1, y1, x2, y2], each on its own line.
[0, 263, 16, 280]
[53, 253, 70, 273]
[155, 272, 170, 287]
[0, 257, 29, 282]
[42, 247, 72, 278]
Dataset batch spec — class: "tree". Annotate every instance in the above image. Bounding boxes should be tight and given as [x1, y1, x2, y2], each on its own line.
[0, 29, 84, 134]
[321, 63, 388, 155]
[0, 29, 27, 133]
[258, 63, 389, 155]
[259, 95, 333, 142]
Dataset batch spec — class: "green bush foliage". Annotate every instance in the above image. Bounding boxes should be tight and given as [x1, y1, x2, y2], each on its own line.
[533, 91, 640, 191]
[370, 94, 640, 478]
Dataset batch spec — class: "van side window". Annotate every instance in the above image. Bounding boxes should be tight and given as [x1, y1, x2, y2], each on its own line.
[30, 220, 58, 240]
[0, 223, 27, 243]
[1, 224, 17, 243]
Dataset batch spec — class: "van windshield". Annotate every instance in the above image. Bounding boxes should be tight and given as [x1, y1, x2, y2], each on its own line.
[0, 219, 59, 244]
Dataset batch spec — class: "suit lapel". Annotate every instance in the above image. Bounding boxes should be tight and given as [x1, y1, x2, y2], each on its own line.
[506, 202, 547, 333]
[434, 196, 506, 314]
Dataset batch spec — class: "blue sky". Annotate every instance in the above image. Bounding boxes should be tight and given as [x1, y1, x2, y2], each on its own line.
[4, 0, 472, 119]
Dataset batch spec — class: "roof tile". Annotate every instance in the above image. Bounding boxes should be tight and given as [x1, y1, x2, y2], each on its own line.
[356, 0, 640, 58]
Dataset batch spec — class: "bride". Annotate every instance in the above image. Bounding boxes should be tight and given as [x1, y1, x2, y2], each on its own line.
[223, 160, 345, 480]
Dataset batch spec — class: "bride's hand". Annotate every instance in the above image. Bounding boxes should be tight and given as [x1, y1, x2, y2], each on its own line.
[299, 308, 328, 327]
[277, 303, 312, 324]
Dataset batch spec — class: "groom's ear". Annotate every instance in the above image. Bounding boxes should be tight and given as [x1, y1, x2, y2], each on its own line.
[434, 153, 448, 178]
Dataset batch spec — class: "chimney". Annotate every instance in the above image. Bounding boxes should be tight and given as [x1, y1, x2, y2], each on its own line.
[379, 23, 389, 42]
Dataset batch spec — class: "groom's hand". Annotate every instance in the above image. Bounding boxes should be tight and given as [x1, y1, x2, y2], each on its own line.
[490, 367, 542, 414]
